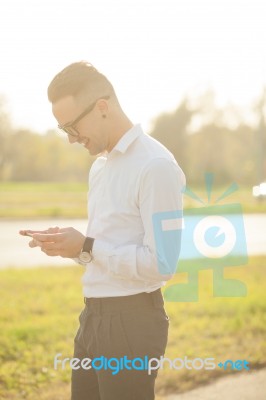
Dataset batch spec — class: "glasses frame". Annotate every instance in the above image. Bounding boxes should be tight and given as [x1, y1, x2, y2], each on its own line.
[58, 95, 110, 137]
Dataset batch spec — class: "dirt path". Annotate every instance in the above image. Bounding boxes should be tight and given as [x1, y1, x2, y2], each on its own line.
[165, 368, 266, 400]
[4, 368, 266, 399]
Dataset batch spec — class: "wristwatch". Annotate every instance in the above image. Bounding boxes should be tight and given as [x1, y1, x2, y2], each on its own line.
[79, 237, 95, 263]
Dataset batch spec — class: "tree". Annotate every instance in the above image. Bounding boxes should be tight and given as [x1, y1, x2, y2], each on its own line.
[150, 99, 194, 172]
[0, 96, 13, 180]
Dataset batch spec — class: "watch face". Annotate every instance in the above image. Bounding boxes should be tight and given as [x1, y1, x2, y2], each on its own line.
[79, 251, 92, 263]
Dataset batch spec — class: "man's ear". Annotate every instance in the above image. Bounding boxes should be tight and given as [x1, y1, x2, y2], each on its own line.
[97, 98, 109, 117]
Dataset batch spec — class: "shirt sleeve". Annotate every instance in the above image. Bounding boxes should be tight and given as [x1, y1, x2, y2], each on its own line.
[90, 157, 186, 283]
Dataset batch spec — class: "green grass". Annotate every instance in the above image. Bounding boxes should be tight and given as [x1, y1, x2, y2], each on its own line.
[1, 182, 266, 219]
[0, 256, 266, 399]
[0, 265, 83, 399]
[158, 256, 266, 395]
[0, 182, 88, 218]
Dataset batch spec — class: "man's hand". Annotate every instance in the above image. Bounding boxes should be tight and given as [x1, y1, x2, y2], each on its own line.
[19, 227, 85, 258]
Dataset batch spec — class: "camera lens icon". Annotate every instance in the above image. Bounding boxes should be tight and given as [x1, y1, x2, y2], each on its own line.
[193, 216, 237, 258]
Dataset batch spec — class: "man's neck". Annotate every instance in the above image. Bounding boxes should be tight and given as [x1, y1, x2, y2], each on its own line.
[107, 115, 134, 152]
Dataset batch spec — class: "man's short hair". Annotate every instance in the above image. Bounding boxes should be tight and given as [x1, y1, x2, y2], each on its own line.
[47, 61, 115, 103]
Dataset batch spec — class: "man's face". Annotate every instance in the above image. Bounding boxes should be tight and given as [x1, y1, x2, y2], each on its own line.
[52, 95, 109, 155]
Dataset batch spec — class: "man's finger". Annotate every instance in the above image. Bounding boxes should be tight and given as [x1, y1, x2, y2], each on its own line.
[20, 229, 49, 236]
[29, 239, 38, 248]
[46, 227, 60, 233]
[33, 233, 65, 243]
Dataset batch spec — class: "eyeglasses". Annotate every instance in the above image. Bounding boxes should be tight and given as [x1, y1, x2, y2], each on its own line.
[58, 95, 110, 137]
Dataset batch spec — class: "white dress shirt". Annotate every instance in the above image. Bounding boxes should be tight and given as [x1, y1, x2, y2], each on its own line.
[81, 124, 185, 298]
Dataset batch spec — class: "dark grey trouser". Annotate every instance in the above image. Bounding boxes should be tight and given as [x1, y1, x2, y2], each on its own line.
[71, 289, 169, 400]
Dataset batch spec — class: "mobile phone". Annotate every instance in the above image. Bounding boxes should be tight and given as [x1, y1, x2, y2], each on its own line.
[20, 231, 34, 237]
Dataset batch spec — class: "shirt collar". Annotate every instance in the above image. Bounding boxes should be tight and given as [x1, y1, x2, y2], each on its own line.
[109, 124, 143, 156]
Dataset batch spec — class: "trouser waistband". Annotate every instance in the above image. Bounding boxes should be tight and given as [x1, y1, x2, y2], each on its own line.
[83, 289, 163, 313]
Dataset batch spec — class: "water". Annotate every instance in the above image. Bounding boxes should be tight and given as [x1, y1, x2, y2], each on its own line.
[0, 215, 265, 269]
[0, 219, 88, 268]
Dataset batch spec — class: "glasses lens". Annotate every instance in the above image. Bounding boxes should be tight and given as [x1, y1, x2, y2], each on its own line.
[59, 126, 79, 137]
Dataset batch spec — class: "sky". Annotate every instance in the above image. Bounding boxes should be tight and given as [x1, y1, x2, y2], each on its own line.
[0, 0, 266, 133]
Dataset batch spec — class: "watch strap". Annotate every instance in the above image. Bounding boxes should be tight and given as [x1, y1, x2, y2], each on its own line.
[82, 237, 95, 253]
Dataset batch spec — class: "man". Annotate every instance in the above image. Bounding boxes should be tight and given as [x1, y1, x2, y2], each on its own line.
[20, 61, 185, 400]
